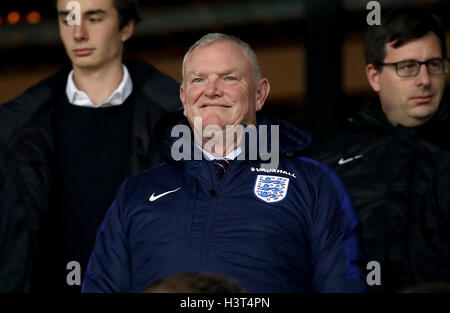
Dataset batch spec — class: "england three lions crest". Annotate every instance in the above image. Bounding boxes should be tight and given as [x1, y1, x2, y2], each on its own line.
[254, 175, 290, 203]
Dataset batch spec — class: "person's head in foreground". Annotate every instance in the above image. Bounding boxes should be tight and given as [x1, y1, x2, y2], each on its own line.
[401, 281, 450, 293]
[142, 272, 245, 293]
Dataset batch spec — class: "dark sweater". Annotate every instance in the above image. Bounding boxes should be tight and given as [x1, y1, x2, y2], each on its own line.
[54, 92, 135, 292]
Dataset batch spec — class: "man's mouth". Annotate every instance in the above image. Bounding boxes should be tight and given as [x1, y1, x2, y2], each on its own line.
[200, 104, 231, 108]
[73, 48, 94, 57]
[411, 95, 433, 104]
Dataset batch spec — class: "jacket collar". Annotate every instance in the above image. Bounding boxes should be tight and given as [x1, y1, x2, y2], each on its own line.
[349, 98, 450, 135]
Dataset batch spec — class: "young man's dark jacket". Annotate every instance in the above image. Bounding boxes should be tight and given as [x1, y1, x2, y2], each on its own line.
[312, 99, 450, 292]
[0, 60, 182, 292]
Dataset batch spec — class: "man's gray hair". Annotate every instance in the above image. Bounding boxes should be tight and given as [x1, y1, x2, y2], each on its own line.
[182, 33, 262, 85]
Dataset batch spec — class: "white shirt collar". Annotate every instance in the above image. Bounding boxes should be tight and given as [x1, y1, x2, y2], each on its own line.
[198, 145, 242, 160]
[65, 64, 133, 108]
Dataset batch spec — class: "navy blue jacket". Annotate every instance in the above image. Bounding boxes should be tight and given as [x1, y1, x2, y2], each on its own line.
[82, 117, 367, 292]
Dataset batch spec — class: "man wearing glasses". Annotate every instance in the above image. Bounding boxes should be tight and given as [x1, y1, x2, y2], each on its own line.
[313, 7, 450, 292]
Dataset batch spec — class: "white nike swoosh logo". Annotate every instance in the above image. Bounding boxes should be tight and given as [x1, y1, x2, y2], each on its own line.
[338, 154, 363, 165]
[149, 187, 182, 202]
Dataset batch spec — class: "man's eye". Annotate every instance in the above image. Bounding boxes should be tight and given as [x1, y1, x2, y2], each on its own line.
[428, 60, 442, 69]
[224, 76, 236, 81]
[89, 18, 101, 23]
[399, 62, 417, 70]
[192, 78, 204, 83]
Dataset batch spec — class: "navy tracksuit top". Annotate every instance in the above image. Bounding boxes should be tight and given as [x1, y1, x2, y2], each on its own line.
[82, 117, 367, 293]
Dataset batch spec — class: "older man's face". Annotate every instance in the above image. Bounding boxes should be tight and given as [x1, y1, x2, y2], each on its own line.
[181, 40, 268, 130]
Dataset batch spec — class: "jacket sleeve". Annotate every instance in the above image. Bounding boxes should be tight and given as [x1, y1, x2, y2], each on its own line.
[81, 181, 132, 293]
[0, 147, 32, 292]
[302, 158, 367, 293]
[424, 162, 450, 282]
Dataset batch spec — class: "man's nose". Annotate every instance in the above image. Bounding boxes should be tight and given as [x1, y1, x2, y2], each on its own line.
[73, 23, 88, 41]
[203, 78, 224, 97]
[415, 63, 431, 87]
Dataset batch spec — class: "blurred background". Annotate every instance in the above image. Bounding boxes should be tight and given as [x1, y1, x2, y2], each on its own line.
[0, 0, 449, 144]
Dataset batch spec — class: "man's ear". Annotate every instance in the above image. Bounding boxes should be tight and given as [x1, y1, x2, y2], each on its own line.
[180, 84, 187, 117]
[366, 63, 381, 92]
[120, 20, 135, 42]
[255, 78, 270, 112]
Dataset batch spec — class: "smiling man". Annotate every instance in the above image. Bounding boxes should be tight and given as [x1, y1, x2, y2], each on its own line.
[180, 38, 269, 156]
[82, 33, 366, 293]
[181, 39, 266, 129]
[313, 7, 450, 292]
[0, 0, 181, 292]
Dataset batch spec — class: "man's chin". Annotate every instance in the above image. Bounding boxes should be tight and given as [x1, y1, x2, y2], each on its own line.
[71, 57, 101, 70]
[410, 102, 439, 119]
[202, 116, 227, 130]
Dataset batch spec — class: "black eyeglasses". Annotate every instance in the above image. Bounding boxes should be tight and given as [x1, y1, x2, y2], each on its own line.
[380, 58, 449, 77]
